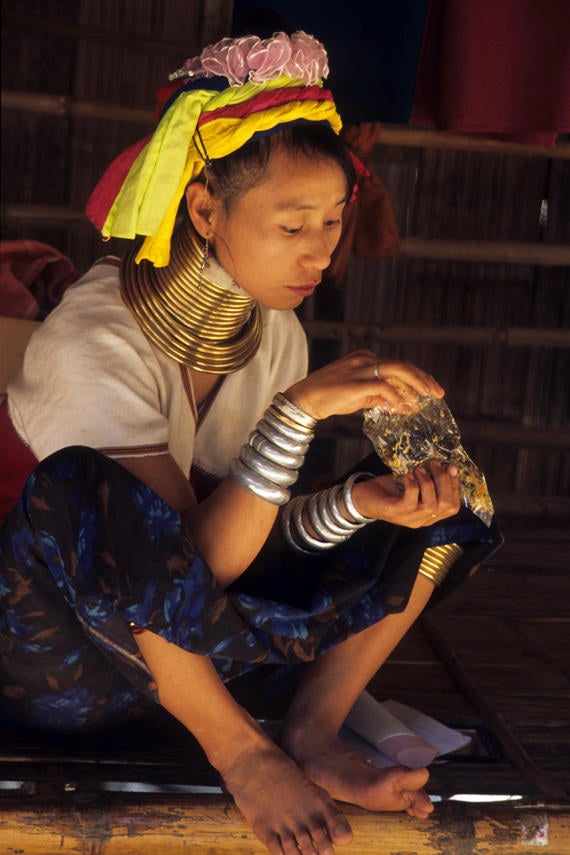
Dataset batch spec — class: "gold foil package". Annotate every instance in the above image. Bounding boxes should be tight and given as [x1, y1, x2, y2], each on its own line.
[362, 396, 494, 527]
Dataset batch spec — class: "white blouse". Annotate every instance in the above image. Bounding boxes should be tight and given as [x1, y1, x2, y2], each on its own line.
[8, 257, 308, 479]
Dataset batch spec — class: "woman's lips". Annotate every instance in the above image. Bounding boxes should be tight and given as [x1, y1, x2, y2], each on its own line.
[287, 282, 319, 296]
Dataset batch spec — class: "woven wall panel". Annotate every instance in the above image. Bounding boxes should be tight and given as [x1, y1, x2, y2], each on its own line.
[1, 0, 569, 513]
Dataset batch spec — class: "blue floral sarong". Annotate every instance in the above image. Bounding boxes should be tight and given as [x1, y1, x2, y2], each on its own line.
[0, 446, 501, 731]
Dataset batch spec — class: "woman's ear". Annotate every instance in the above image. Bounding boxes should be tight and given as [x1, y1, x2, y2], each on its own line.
[185, 182, 217, 239]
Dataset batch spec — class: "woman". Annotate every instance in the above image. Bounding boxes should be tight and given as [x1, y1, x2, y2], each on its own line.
[1, 32, 500, 855]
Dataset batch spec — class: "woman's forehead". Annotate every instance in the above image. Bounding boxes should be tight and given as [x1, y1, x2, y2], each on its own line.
[243, 150, 348, 208]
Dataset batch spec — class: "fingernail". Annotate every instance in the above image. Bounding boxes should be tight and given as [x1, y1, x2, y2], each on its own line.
[334, 823, 351, 836]
[448, 465, 458, 476]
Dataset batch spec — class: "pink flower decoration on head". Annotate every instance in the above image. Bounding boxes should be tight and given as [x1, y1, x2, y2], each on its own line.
[170, 31, 330, 87]
[285, 31, 329, 83]
[201, 35, 260, 86]
[248, 32, 292, 82]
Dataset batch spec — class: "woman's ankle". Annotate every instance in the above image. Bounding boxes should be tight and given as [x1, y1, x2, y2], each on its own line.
[280, 711, 341, 761]
[203, 709, 273, 775]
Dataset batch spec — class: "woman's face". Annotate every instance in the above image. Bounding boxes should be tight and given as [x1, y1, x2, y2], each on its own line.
[209, 147, 348, 310]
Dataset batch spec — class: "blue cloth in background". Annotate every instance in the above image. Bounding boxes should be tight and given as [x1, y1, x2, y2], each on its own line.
[232, 0, 429, 124]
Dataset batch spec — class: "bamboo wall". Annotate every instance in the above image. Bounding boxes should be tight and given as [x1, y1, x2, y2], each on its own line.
[2, 0, 569, 526]
[299, 137, 570, 525]
[1, 0, 233, 266]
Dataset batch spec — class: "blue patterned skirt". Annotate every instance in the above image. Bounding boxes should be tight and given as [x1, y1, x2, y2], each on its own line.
[0, 447, 501, 732]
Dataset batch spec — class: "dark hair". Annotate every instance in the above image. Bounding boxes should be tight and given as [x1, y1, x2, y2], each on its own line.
[203, 123, 356, 211]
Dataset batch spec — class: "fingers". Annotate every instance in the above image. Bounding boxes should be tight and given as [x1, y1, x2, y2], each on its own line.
[354, 355, 444, 413]
[352, 465, 460, 528]
[377, 359, 444, 399]
[346, 354, 442, 399]
[411, 461, 461, 524]
[286, 351, 444, 421]
[373, 362, 445, 412]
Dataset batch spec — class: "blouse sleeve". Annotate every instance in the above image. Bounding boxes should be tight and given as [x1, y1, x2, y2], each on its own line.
[7, 264, 174, 463]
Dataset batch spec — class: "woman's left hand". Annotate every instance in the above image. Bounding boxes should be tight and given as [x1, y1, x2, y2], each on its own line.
[351, 461, 461, 528]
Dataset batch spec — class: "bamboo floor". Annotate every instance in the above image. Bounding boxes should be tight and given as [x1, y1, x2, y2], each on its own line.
[1, 520, 569, 854]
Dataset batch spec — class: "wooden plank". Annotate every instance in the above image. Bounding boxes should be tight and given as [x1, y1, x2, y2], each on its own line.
[320, 414, 570, 450]
[3, 195, 570, 269]
[377, 125, 570, 160]
[3, 101, 568, 167]
[2, 204, 85, 225]
[400, 238, 570, 266]
[2, 10, 207, 55]
[304, 321, 570, 348]
[491, 494, 570, 519]
[1, 90, 155, 124]
[420, 615, 568, 800]
[0, 796, 569, 854]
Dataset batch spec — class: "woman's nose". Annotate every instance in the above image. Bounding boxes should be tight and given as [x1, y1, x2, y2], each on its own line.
[300, 233, 333, 271]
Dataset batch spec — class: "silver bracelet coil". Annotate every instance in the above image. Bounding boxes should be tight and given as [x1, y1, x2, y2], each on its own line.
[230, 394, 317, 506]
[257, 419, 312, 455]
[307, 494, 348, 543]
[280, 472, 378, 553]
[249, 432, 305, 469]
[272, 392, 317, 430]
[342, 472, 376, 523]
[292, 497, 337, 551]
[230, 458, 291, 505]
[280, 500, 316, 554]
[263, 408, 315, 444]
[318, 490, 361, 534]
[324, 485, 364, 532]
[239, 444, 299, 486]
[266, 405, 313, 435]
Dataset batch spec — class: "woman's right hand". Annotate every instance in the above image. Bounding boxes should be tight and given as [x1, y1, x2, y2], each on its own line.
[285, 350, 444, 422]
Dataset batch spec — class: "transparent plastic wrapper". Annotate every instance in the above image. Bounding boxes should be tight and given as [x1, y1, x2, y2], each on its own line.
[362, 396, 494, 527]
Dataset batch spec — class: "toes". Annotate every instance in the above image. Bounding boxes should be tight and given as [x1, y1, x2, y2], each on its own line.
[403, 787, 435, 819]
[295, 828, 320, 854]
[264, 831, 284, 855]
[279, 828, 316, 855]
[327, 815, 353, 845]
[397, 766, 430, 790]
[280, 830, 305, 854]
[279, 813, 350, 855]
[309, 824, 335, 854]
[310, 785, 352, 847]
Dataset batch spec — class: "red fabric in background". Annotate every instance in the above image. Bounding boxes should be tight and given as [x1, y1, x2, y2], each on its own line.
[411, 0, 570, 145]
[327, 122, 400, 283]
[0, 398, 38, 525]
[0, 240, 78, 521]
[0, 240, 80, 320]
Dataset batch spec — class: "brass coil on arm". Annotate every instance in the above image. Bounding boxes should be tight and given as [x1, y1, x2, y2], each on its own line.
[418, 543, 464, 586]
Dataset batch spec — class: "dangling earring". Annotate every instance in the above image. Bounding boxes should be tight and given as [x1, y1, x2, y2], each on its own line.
[199, 235, 210, 289]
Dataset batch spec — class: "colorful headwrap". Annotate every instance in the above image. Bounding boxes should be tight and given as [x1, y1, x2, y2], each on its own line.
[86, 31, 343, 268]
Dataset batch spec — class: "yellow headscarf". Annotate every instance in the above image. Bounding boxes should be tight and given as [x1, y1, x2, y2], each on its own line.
[87, 33, 343, 267]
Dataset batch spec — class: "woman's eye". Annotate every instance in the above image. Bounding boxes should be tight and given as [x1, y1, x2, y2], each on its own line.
[280, 219, 341, 235]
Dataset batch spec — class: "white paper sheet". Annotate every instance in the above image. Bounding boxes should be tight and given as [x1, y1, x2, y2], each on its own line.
[341, 690, 471, 769]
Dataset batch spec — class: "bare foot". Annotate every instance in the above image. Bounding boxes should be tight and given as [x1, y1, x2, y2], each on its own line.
[280, 728, 435, 820]
[219, 740, 354, 854]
